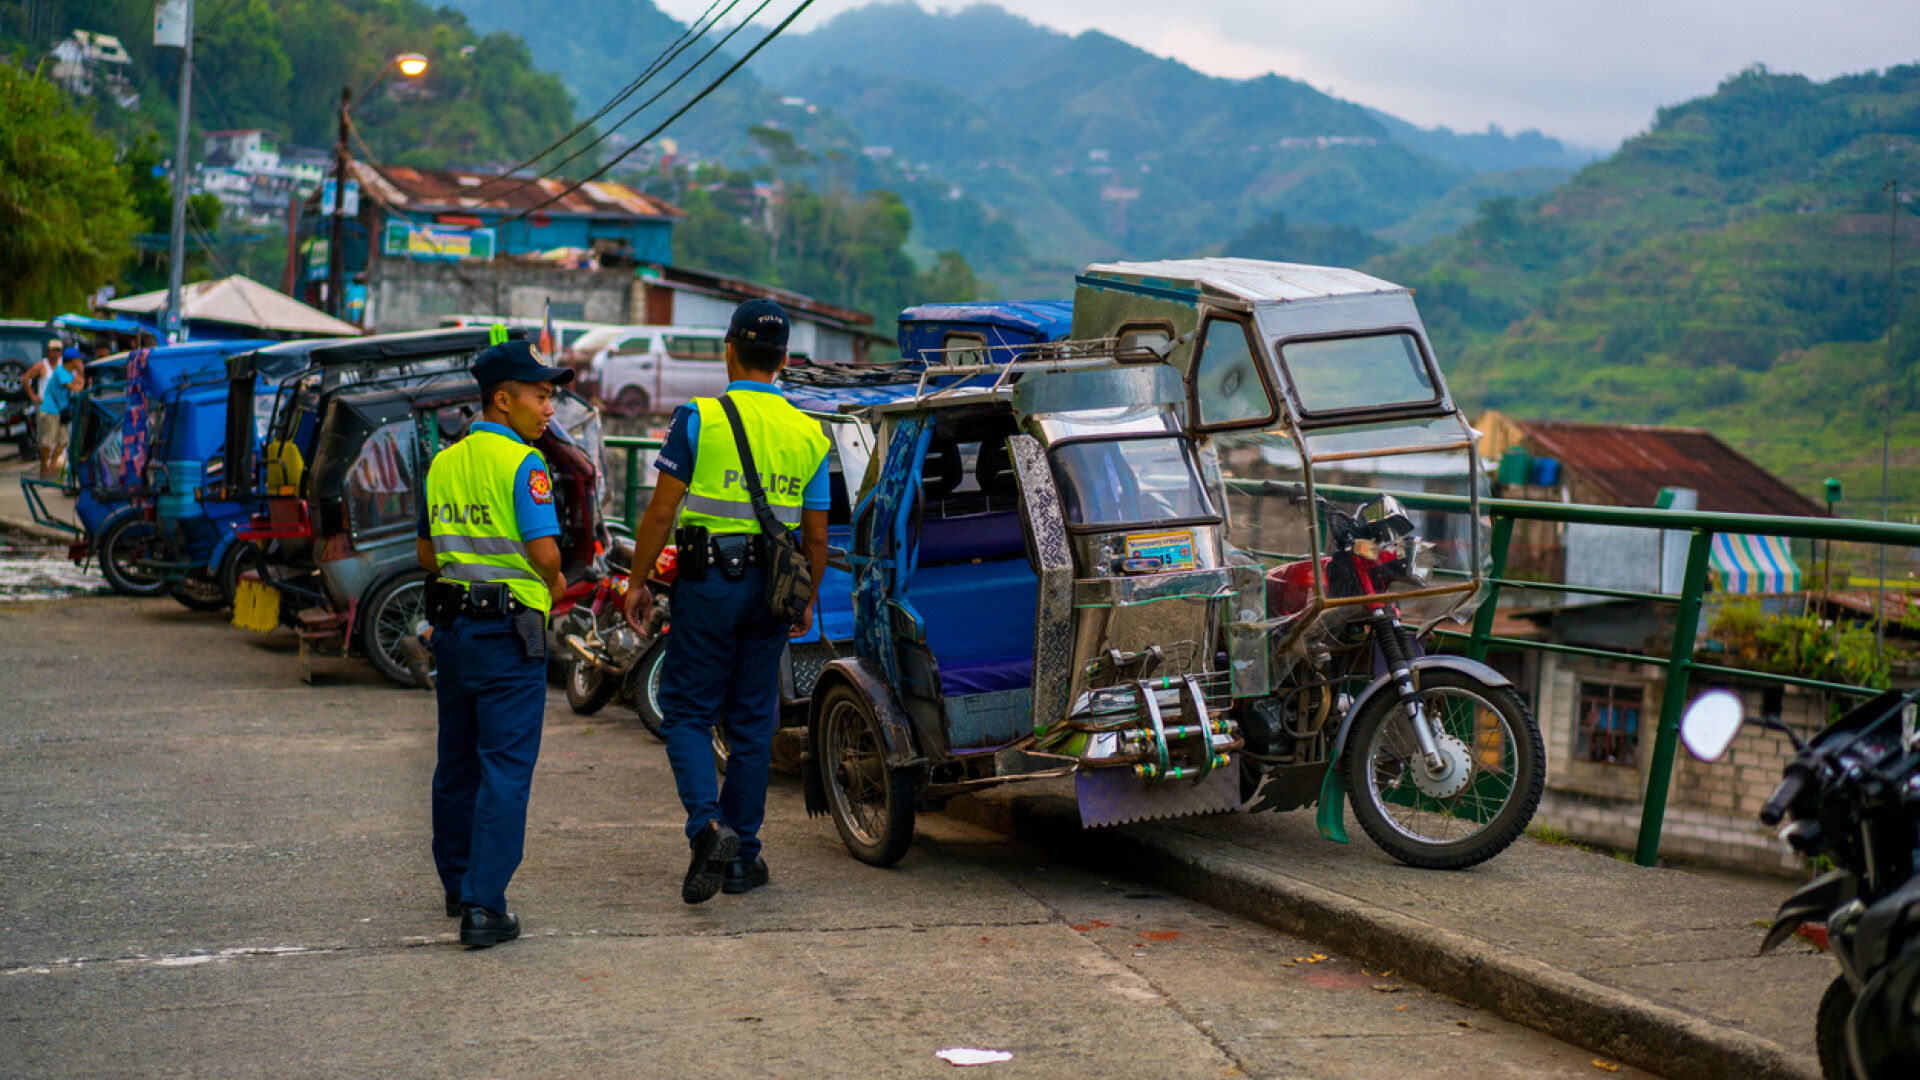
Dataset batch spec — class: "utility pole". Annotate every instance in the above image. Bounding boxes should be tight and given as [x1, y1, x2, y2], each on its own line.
[326, 85, 351, 319]
[1879, 179, 1899, 662]
[164, 0, 195, 342]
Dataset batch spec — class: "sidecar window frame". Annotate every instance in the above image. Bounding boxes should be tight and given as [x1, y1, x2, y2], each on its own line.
[1272, 329, 1448, 428]
[1045, 432, 1222, 534]
[1187, 314, 1280, 433]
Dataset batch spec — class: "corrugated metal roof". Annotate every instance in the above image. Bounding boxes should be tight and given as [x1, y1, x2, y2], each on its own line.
[352, 162, 685, 220]
[1081, 258, 1404, 303]
[1506, 418, 1823, 517]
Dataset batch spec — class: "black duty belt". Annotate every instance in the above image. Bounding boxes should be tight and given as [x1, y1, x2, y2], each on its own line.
[424, 577, 534, 623]
[674, 528, 762, 583]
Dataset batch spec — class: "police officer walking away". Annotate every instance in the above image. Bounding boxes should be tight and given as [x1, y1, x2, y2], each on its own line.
[415, 337, 573, 947]
[624, 299, 829, 904]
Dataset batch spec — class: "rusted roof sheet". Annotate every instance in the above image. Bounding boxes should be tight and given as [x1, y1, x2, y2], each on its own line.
[351, 162, 685, 219]
[654, 262, 878, 330]
[1508, 418, 1823, 517]
[1812, 589, 1919, 624]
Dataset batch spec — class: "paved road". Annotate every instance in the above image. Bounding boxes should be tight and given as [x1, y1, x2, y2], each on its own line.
[0, 593, 1654, 1078]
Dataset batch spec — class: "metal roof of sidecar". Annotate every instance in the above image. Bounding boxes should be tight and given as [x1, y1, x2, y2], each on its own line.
[306, 326, 525, 367]
[138, 340, 275, 398]
[1077, 258, 1404, 305]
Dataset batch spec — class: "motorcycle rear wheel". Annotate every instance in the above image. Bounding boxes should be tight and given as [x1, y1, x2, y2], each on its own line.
[1345, 668, 1544, 870]
[817, 683, 914, 867]
[168, 568, 227, 612]
[565, 653, 619, 715]
[98, 513, 171, 598]
[361, 571, 430, 688]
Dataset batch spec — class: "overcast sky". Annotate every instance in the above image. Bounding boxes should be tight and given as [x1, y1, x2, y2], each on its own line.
[662, 0, 1920, 149]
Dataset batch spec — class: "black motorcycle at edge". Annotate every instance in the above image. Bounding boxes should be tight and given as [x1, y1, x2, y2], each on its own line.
[1682, 686, 1920, 1079]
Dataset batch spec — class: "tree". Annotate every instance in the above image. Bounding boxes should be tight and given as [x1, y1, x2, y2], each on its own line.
[0, 63, 138, 316]
[117, 132, 225, 295]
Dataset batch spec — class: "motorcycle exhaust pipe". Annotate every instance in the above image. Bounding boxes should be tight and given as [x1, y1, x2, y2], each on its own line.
[562, 634, 624, 676]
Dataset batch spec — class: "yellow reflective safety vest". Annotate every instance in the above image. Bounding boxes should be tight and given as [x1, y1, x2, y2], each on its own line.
[425, 428, 553, 614]
[680, 391, 828, 536]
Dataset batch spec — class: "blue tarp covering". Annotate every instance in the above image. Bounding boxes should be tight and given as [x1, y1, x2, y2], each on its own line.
[51, 314, 151, 335]
[896, 300, 1072, 363]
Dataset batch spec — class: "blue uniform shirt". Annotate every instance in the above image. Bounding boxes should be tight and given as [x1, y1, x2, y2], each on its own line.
[416, 421, 561, 542]
[653, 381, 830, 510]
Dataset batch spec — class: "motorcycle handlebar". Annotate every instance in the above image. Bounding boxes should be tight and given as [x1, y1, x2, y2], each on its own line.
[1760, 772, 1809, 827]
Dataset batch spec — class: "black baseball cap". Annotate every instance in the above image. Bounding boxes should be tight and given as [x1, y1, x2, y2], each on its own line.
[727, 298, 790, 349]
[471, 339, 575, 388]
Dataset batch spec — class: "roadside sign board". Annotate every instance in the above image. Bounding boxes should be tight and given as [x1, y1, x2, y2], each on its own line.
[381, 222, 496, 261]
[320, 179, 360, 217]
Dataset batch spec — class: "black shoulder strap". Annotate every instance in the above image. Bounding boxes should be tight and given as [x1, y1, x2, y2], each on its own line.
[717, 394, 788, 537]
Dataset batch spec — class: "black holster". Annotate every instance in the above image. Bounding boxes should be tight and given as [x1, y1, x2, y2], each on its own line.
[424, 575, 462, 630]
[676, 525, 710, 582]
[513, 608, 547, 660]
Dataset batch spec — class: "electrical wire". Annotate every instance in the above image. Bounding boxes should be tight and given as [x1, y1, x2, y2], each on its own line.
[462, 0, 734, 197]
[476, 0, 783, 209]
[492, 0, 816, 228]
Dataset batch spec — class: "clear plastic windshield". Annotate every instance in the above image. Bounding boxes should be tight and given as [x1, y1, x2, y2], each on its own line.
[1278, 333, 1438, 416]
[1212, 424, 1488, 645]
[1050, 436, 1218, 529]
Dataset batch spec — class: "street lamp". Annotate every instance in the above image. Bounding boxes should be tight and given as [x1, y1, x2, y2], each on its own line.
[326, 52, 430, 320]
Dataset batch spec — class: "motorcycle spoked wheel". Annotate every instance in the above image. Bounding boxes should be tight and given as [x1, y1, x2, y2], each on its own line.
[816, 682, 915, 867]
[621, 637, 670, 741]
[167, 568, 227, 612]
[565, 651, 620, 716]
[1344, 668, 1545, 870]
[97, 514, 172, 598]
[1816, 975, 1855, 1080]
[360, 571, 431, 688]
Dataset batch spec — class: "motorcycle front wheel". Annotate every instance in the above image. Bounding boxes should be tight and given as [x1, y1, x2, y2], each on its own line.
[1344, 668, 1544, 870]
[621, 638, 669, 741]
[1816, 975, 1854, 1080]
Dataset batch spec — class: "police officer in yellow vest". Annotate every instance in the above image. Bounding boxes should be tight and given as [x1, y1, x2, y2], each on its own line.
[624, 299, 829, 904]
[414, 338, 573, 947]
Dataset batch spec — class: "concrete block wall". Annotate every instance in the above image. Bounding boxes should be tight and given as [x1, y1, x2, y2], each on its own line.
[1532, 651, 1828, 874]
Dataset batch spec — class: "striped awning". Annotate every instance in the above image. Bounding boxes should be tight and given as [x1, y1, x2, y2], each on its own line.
[1711, 533, 1802, 594]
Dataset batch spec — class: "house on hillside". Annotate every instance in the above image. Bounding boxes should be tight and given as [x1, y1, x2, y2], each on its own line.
[1472, 412, 1838, 872]
[50, 30, 135, 106]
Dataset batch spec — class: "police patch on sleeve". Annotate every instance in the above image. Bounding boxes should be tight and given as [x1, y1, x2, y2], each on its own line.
[528, 467, 553, 505]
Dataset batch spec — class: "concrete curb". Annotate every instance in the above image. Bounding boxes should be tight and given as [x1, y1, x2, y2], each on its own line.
[0, 514, 75, 545]
[945, 790, 1820, 1080]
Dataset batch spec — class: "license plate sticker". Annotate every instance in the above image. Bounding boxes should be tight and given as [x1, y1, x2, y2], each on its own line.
[1124, 530, 1197, 571]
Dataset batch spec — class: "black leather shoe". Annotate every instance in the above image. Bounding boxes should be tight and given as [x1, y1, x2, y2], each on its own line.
[445, 894, 462, 918]
[459, 905, 520, 947]
[682, 820, 739, 905]
[722, 855, 769, 894]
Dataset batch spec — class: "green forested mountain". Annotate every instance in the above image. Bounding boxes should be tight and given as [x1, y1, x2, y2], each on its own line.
[445, 0, 1589, 295]
[1371, 65, 1920, 516]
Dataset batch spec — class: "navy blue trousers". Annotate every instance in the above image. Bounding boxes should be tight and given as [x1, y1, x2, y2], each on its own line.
[431, 615, 546, 915]
[658, 568, 788, 860]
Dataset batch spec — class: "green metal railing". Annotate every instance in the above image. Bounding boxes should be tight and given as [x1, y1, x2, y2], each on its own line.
[605, 435, 664, 534]
[1231, 480, 1920, 866]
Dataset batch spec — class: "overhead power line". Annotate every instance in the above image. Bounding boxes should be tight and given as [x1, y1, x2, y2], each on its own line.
[478, 0, 786, 208]
[461, 0, 735, 197]
[493, 0, 817, 228]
